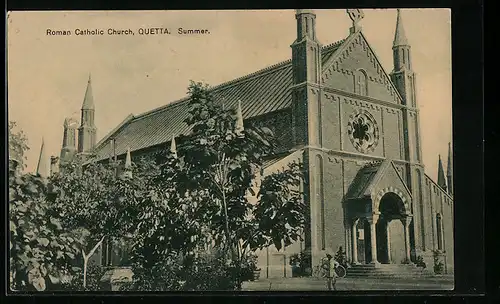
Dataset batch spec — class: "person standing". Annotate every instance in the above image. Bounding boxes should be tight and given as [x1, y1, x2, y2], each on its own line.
[326, 254, 340, 291]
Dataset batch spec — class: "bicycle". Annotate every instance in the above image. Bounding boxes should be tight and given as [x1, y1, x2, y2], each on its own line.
[313, 257, 347, 279]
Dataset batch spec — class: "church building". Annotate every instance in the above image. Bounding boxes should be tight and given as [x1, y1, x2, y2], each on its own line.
[49, 9, 454, 278]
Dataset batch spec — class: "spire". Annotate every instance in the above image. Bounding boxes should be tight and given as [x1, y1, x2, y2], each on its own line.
[437, 154, 447, 191]
[235, 100, 244, 135]
[393, 9, 409, 47]
[170, 135, 177, 158]
[446, 142, 453, 195]
[36, 138, 49, 178]
[82, 74, 94, 110]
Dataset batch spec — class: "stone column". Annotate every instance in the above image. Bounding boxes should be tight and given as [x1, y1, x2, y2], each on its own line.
[367, 214, 379, 264]
[386, 220, 391, 263]
[401, 216, 412, 263]
[351, 218, 359, 264]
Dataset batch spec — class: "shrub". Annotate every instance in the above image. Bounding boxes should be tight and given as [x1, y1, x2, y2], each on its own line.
[239, 252, 258, 281]
[432, 250, 445, 274]
[334, 246, 348, 268]
[59, 263, 106, 291]
[415, 255, 427, 268]
[183, 255, 238, 291]
[289, 251, 311, 277]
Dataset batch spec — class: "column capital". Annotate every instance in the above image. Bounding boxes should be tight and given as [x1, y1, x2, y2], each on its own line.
[400, 215, 412, 227]
[367, 213, 380, 224]
[352, 218, 360, 226]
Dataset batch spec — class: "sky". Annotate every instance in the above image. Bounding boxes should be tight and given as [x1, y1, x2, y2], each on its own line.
[7, 9, 452, 180]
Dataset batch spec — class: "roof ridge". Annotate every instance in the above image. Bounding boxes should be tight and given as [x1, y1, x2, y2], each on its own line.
[116, 38, 347, 124]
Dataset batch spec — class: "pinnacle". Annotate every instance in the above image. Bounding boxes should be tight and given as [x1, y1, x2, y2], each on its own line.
[125, 147, 132, 169]
[235, 100, 244, 134]
[437, 154, 446, 189]
[170, 135, 177, 157]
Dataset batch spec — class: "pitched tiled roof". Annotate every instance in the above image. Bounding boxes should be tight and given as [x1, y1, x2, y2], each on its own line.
[345, 161, 384, 200]
[92, 39, 346, 161]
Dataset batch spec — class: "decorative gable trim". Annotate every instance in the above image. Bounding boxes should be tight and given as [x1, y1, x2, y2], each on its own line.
[321, 31, 405, 104]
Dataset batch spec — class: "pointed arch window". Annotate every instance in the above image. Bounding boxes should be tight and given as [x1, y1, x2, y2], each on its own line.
[354, 69, 368, 96]
[436, 213, 443, 251]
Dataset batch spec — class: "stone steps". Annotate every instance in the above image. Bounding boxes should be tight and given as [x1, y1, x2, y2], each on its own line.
[345, 263, 447, 279]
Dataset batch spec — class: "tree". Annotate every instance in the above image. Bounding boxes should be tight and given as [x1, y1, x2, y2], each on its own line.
[9, 120, 29, 169]
[48, 157, 142, 289]
[178, 81, 306, 287]
[9, 164, 85, 291]
[122, 81, 307, 290]
[9, 121, 86, 291]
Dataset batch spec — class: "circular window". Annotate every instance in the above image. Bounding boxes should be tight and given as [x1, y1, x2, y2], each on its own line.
[347, 109, 380, 153]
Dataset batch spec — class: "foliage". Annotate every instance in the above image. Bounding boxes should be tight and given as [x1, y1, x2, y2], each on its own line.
[432, 250, 445, 274]
[122, 254, 185, 291]
[238, 252, 259, 281]
[8, 120, 30, 169]
[178, 81, 306, 286]
[121, 81, 306, 290]
[415, 255, 427, 269]
[48, 157, 144, 288]
[289, 251, 312, 277]
[59, 263, 106, 291]
[183, 254, 239, 290]
[334, 246, 348, 269]
[9, 170, 86, 291]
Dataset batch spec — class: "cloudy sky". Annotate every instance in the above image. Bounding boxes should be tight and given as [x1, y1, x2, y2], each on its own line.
[7, 9, 451, 180]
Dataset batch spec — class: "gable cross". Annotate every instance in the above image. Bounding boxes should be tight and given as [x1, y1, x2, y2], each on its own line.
[347, 9, 365, 33]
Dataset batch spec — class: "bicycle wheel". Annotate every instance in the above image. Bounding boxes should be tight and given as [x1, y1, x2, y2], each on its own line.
[335, 265, 347, 278]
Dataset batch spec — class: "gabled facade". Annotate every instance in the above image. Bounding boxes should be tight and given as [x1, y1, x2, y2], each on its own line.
[57, 9, 454, 277]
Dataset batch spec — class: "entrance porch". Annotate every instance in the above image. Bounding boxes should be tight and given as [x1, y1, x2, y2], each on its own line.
[349, 191, 413, 266]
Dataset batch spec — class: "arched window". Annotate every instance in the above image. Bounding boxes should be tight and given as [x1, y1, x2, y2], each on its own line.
[436, 213, 443, 251]
[354, 69, 368, 96]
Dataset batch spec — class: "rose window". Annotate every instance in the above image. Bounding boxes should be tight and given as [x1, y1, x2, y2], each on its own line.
[347, 110, 380, 153]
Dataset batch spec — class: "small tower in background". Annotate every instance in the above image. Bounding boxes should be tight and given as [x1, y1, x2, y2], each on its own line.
[78, 74, 97, 155]
[60, 117, 78, 163]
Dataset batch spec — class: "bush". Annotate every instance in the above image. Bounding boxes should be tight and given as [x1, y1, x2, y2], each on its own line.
[415, 255, 427, 268]
[432, 250, 445, 274]
[58, 263, 106, 291]
[121, 251, 240, 291]
[183, 255, 238, 291]
[334, 247, 348, 268]
[121, 259, 184, 291]
[289, 251, 311, 277]
[239, 252, 258, 282]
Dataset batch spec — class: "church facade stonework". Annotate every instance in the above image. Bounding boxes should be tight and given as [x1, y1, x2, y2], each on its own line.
[53, 9, 453, 278]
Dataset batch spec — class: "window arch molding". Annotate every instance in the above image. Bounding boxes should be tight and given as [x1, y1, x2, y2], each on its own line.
[436, 213, 443, 251]
[354, 68, 369, 96]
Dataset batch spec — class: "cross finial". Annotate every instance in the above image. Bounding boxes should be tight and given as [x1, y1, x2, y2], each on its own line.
[347, 9, 365, 33]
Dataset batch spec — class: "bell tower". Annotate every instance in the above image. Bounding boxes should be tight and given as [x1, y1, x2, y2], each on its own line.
[390, 9, 426, 258]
